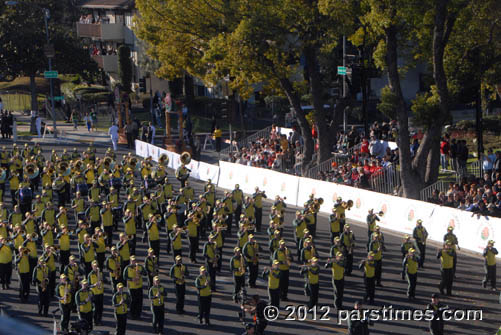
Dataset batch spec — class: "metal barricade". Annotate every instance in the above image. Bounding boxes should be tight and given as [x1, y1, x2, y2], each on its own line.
[306, 153, 349, 179]
[419, 180, 450, 201]
[369, 164, 401, 195]
[220, 126, 272, 154]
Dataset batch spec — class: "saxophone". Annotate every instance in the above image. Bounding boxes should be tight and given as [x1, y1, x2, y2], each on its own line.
[133, 264, 141, 286]
[63, 283, 70, 303]
[97, 269, 103, 290]
[114, 256, 121, 280]
[41, 267, 48, 292]
[252, 243, 258, 265]
[239, 254, 245, 275]
[285, 247, 291, 267]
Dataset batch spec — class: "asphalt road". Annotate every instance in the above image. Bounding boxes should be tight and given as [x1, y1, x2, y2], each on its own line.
[0, 140, 500, 335]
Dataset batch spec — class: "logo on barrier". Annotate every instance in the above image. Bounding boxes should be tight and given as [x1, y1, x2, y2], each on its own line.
[381, 204, 388, 215]
[311, 188, 316, 195]
[356, 198, 361, 209]
[332, 193, 338, 202]
[245, 175, 249, 183]
[281, 182, 286, 192]
[447, 214, 461, 231]
[263, 177, 267, 187]
[229, 171, 233, 180]
[207, 167, 211, 175]
[477, 222, 493, 242]
[407, 207, 415, 222]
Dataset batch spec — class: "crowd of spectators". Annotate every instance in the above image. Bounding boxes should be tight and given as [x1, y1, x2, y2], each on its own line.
[427, 151, 501, 217]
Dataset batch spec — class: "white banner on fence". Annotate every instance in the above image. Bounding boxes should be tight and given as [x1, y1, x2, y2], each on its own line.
[218, 161, 299, 206]
[198, 161, 220, 184]
[297, 176, 501, 257]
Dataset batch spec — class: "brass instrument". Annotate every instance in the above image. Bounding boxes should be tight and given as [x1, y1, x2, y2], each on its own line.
[152, 256, 159, 277]
[24, 162, 40, 180]
[40, 267, 49, 292]
[57, 161, 71, 177]
[103, 157, 114, 170]
[113, 256, 121, 280]
[180, 152, 191, 165]
[347, 200, 354, 210]
[63, 283, 71, 302]
[284, 247, 292, 267]
[239, 254, 245, 275]
[133, 263, 141, 286]
[74, 160, 84, 173]
[159, 153, 169, 167]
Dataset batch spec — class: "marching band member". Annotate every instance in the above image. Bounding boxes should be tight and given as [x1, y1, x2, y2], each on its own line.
[32, 257, 50, 316]
[123, 255, 146, 320]
[340, 224, 355, 275]
[299, 257, 320, 308]
[106, 246, 123, 293]
[230, 247, 246, 302]
[368, 232, 386, 287]
[195, 266, 212, 326]
[148, 276, 167, 335]
[16, 246, 31, 302]
[326, 251, 345, 310]
[252, 187, 266, 232]
[170, 224, 185, 260]
[203, 234, 218, 291]
[243, 234, 260, 288]
[437, 241, 456, 296]
[413, 219, 428, 268]
[145, 247, 159, 288]
[41, 243, 57, 297]
[482, 240, 498, 290]
[56, 274, 73, 332]
[123, 209, 137, 254]
[0, 236, 14, 289]
[272, 239, 292, 301]
[146, 213, 161, 258]
[232, 184, 244, 224]
[88, 260, 104, 325]
[117, 233, 131, 269]
[169, 255, 188, 314]
[262, 260, 281, 308]
[75, 279, 94, 330]
[402, 248, 420, 300]
[100, 201, 114, 247]
[359, 251, 376, 304]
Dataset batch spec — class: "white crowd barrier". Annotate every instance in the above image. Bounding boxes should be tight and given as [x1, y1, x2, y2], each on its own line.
[135, 140, 500, 258]
[218, 162, 299, 206]
[135, 140, 210, 183]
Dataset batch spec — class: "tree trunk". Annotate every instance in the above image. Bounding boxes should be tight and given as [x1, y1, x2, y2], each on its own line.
[183, 73, 195, 110]
[30, 74, 38, 112]
[304, 46, 332, 164]
[279, 77, 314, 174]
[386, 25, 423, 199]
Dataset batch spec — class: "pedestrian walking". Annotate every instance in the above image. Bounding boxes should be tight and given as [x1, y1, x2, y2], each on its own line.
[108, 123, 119, 151]
[83, 113, 91, 132]
[71, 110, 79, 130]
[35, 115, 42, 138]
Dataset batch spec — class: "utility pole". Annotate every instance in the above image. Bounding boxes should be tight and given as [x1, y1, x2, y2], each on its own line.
[343, 35, 347, 133]
[44, 9, 57, 138]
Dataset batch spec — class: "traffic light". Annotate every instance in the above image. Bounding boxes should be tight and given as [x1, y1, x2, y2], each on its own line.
[139, 78, 146, 93]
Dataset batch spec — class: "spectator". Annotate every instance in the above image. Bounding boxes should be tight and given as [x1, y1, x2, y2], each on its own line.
[440, 136, 450, 171]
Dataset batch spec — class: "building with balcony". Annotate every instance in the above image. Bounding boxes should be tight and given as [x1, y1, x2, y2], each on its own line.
[76, 0, 170, 93]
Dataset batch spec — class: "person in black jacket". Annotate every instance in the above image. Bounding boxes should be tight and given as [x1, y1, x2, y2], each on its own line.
[347, 301, 372, 335]
[426, 294, 449, 335]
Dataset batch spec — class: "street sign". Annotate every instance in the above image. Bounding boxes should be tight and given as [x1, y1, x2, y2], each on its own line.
[53, 96, 64, 101]
[44, 43, 55, 58]
[44, 71, 58, 79]
[337, 66, 347, 75]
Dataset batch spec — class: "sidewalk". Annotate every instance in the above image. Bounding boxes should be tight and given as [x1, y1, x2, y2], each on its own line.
[14, 111, 112, 146]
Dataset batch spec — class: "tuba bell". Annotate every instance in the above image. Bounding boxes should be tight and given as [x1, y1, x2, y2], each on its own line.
[180, 152, 191, 165]
[103, 157, 113, 170]
[347, 199, 354, 209]
[74, 160, 83, 173]
[25, 162, 40, 180]
[57, 161, 71, 177]
[159, 154, 169, 167]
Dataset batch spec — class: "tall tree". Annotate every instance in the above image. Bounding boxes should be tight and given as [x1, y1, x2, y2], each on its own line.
[118, 45, 132, 93]
[135, 0, 355, 171]
[0, 0, 98, 111]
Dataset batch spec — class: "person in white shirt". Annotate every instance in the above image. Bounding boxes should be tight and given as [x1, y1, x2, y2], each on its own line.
[108, 123, 119, 150]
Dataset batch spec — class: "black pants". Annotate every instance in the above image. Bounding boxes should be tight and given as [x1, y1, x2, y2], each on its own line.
[59, 250, 70, 274]
[417, 242, 426, 267]
[217, 248, 223, 272]
[189, 236, 199, 262]
[255, 208, 262, 231]
[279, 269, 289, 299]
[308, 283, 319, 308]
[84, 261, 92, 276]
[483, 264, 496, 289]
[151, 305, 164, 333]
[406, 272, 417, 298]
[233, 275, 245, 300]
[96, 252, 105, 271]
[247, 263, 257, 287]
[93, 293, 104, 324]
[20, 202, 31, 217]
[225, 214, 233, 234]
[207, 262, 217, 291]
[439, 268, 454, 295]
[79, 311, 93, 330]
[364, 277, 375, 302]
[268, 288, 280, 309]
[175, 283, 185, 313]
[19, 272, 30, 301]
[126, 133, 134, 149]
[165, 230, 171, 254]
[333, 278, 344, 310]
[60, 303, 72, 331]
[48, 270, 56, 297]
[104, 226, 113, 247]
[130, 288, 143, 318]
[150, 239, 160, 258]
[115, 313, 127, 335]
[198, 295, 211, 323]
[374, 259, 382, 285]
[345, 253, 353, 275]
[0, 262, 12, 287]
[234, 205, 242, 224]
[37, 286, 50, 315]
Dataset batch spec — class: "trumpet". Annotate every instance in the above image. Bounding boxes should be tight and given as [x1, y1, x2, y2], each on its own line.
[284, 247, 292, 267]
[113, 256, 121, 280]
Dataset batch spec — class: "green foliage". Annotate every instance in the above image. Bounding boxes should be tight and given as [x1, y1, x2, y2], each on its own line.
[410, 88, 442, 129]
[377, 86, 399, 120]
[118, 45, 132, 93]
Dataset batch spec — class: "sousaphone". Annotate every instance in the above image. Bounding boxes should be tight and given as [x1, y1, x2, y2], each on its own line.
[180, 152, 191, 165]
[25, 162, 40, 180]
[159, 153, 169, 167]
